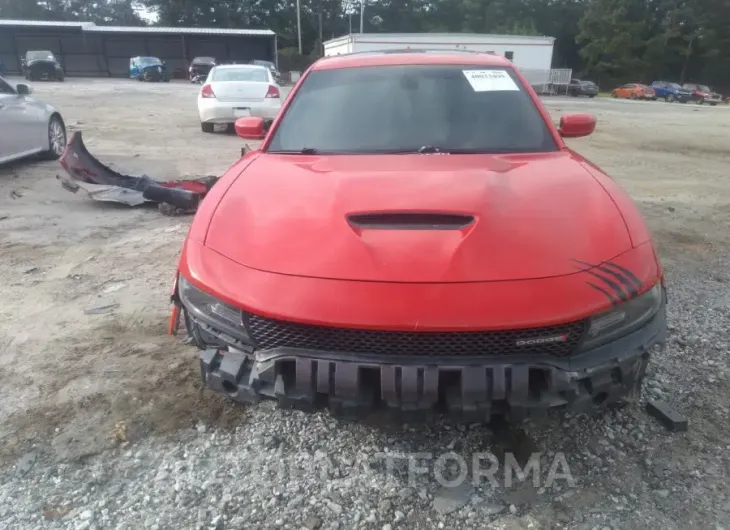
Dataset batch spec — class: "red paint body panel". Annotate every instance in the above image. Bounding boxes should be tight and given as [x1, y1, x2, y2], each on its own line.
[576, 155, 654, 247]
[204, 151, 632, 282]
[179, 238, 659, 331]
[177, 51, 662, 333]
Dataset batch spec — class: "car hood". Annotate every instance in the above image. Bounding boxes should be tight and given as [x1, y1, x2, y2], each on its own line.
[204, 152, 633, 283]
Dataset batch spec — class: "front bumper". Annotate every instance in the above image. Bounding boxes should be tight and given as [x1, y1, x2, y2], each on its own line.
[199, 100, 281, 123]
[195, 303, 667, 422]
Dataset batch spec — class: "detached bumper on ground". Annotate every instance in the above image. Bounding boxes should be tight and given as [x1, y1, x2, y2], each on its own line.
[194, 304, 666, 421]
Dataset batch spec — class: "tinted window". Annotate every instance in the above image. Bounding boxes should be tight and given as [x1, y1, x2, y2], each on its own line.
[268, 64, 557, 155]
[138, 57, 162, 66]
[212, 67, 269, 82]
[27, 51, 55, 61]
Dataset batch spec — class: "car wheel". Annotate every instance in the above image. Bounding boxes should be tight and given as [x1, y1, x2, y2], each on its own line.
[631, 93, 637, 100]
[57, 73, 64, 82]
[42, 115, 67, 160]
[588, 94, 595, 98]
[710, 102, 718, 106]
[611, 92, 617, 98]
[201, 122, 215, 133]
[697, 98, 704, 105]
[666, 94, 674, 102]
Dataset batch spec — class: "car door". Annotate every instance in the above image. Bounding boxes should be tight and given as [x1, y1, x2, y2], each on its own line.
[0, 78, 24, 160]
[0, 79, 46, 161]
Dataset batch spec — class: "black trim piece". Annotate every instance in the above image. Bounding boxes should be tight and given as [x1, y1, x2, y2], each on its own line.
[242, 311, 587, 358]
[347, 212, 474, 231]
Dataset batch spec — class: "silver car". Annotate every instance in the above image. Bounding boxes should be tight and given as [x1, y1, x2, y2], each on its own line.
[0, 76, 67, 165]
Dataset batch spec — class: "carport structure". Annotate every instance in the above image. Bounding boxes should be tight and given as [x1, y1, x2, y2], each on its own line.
[0, 20, 277, 78]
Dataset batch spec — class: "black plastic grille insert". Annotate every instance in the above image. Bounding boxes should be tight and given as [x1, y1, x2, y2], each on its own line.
[244, 312, 587, 358]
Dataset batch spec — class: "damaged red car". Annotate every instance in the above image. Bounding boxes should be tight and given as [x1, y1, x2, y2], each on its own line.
[170, 50, 667, 422]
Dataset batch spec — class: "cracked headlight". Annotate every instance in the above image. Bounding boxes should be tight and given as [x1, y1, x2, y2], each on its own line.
[178, 275, 250, 341]
[581, 282, 664, 350]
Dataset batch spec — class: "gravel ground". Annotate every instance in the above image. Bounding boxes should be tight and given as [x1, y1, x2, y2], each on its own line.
[1, 80, 729, 530]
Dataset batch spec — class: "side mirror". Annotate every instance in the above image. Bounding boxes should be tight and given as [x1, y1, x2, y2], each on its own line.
[235, 117, 266, 139]
[558, 113, 596, 138]
[16, 84, 31, 96]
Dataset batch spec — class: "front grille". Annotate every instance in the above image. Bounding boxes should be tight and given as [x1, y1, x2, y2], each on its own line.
[244, 312, 587, 358]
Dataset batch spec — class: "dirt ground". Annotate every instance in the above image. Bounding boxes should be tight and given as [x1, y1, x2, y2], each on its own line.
[1, 79, 729, 521]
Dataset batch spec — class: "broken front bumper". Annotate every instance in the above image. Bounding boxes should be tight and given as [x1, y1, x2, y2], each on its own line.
[196, 305, 667, 422]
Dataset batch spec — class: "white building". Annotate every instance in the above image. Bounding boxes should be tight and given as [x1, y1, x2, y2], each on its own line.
[323, 33, 556, 73]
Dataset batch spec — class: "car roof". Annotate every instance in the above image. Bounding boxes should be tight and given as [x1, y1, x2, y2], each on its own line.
[214, 64, 267, 70]
[312, 49, 513, 71]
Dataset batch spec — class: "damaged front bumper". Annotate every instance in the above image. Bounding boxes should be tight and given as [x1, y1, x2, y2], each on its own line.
[58, 131, 219, 214]
[192, 305, 667, 422]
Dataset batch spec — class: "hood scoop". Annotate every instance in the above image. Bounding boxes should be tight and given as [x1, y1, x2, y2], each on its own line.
[347, 212, 475, 231]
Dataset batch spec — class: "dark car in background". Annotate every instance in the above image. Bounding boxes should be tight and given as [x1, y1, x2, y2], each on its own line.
[129, 56, 171, 83]
[682, 83, 722, 105]
[650, 81, 692, 103]
[189, 56, 217, 84]
[567, 79, 599, 97]
[250, 59, 281, 83]
[22, 50, 64, 82]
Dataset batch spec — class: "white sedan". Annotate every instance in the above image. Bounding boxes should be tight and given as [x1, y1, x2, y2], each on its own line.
[197, 64, 282, 133]
[0, 76, 67, 165]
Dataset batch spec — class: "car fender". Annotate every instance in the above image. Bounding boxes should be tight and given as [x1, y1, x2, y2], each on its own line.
[574, 154, 654, 249]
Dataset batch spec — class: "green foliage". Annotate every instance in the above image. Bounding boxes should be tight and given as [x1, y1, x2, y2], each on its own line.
[2, 0, 730, 89]
[0, 0, 147, 25]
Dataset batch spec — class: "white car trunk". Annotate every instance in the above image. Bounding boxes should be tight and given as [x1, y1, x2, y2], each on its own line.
[211, 81, 270, 103]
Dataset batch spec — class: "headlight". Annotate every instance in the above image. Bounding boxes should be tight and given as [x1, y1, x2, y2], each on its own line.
[581, 282, 664, 350]
[178, 276, 250, 342]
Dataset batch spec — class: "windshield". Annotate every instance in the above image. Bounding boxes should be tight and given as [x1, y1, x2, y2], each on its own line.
[138, 57, 162, 66]
[698, 85, 711, 92]
[27, 51, 56, 62]
[212, 67, 269, 82]
[253, 60, 275, 69]
[267, 64, 557, 155]
[668, 83, 681, 89]
[193, 57, 215, 65]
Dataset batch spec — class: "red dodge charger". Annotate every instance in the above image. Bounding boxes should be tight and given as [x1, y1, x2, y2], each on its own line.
[169, 50, 667, 422]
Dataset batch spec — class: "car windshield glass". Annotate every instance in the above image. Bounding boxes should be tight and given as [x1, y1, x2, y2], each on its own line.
[267, 64, 558, 154]
[139, 57, 162, 66]
[668, 83, 681, 89]
[253, 60, 275, 68]
[27, 51, 55, 61]
[193, 57, 215, 65]
[212, 67, 269, 82]
[698, 85, 710, 92]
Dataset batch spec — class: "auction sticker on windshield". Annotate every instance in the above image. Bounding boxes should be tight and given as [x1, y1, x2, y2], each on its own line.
[463, 69, 519, 92]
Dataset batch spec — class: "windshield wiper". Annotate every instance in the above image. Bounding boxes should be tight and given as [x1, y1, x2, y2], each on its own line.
[417, 145, 443, 153]
[268, 147, 318, 154]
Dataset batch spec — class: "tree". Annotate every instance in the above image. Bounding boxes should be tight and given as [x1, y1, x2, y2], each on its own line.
[0, 0, 147, 25]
